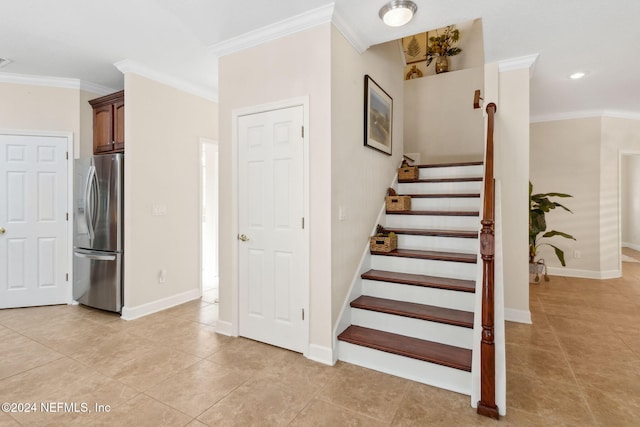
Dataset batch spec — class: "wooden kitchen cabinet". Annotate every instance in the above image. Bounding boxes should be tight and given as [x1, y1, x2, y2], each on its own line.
[89, 90, 124, 154]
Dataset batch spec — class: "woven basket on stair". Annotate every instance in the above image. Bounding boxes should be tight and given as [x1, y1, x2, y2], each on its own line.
[398, 165, 418, 181]
[370, 235, 397, 253]
[386, 195, 411, 211]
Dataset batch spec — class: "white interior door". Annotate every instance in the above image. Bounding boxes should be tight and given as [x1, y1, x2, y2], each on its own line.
[0, 133, 69, 308]
[238, 106, 306, 353]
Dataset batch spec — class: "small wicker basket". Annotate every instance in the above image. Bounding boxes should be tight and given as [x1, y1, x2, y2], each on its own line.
[398, 165, 419, 181]
[386, 195, 411, 211]
[370, 235, 397, 253]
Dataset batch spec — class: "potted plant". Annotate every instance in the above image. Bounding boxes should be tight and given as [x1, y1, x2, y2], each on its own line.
[425, 25, 462, 74]
[529, 182, 576, 282]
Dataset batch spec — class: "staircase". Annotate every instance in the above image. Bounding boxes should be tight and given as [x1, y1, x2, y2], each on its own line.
[337, 161, 483, 395]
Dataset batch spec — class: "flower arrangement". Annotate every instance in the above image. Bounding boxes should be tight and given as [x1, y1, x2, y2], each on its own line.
[425, 25, 462, 68]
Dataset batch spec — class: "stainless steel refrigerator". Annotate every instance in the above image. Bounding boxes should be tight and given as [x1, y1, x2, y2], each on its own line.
[73, 153, 124, 312]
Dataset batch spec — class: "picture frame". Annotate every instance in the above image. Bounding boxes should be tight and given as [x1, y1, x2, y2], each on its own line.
[364, 75, 393, 156]
[402, 33, 427, 65]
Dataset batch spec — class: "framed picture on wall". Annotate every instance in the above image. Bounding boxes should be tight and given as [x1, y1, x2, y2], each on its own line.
[364, 75, 393, 156]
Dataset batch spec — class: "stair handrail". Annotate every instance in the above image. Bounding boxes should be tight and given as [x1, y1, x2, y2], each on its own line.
[477, 102, 499, 419]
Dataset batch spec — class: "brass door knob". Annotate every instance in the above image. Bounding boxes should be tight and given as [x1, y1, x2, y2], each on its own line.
[0, 227, 5, 234]
[238, 234, 249, 242]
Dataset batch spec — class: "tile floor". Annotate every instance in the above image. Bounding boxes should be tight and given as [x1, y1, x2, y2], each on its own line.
[1, 251, 640, 426]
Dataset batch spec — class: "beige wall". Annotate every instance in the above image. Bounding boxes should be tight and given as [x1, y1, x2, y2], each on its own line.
[0, 82, 99, 157]
[330, 28, 405, 326]
[530, 118, 602, 272]
[403, 68, 484, 163]
[217, 25, 333, 348]
[495, 67, 530, 315]
[123, 73, 218, 309]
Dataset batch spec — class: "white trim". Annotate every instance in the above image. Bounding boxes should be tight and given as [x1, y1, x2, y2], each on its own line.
[114, 60, 218, 102]
[0, 129, 74, 306]
[332, 7, 368, 54]
[120, 288, 201, 320]
[208, 4, 335, 58]
[306, 344, 335, 366]
[0, 71, 115, 95]
[623, 242, 640, 251]
[504, 308, 532, 324]
[546, 266, 621, 280]
[498, 54, 539, 78]
[215, 320, 236, 337]
[232, 96, 311, 353]
[531, 109, 640, 124]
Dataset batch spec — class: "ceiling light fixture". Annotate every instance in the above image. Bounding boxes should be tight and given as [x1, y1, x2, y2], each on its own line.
[379, 1, 418, 27]
[0, 58, 12, 69]
[569, 72, 585, 80]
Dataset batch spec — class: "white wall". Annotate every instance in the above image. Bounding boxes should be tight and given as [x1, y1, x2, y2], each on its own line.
[217, 24, 333, 349]
[403, 68, 484, 163]
[123, 73, 218, 312]
[530, 118, 601, 273]
[0, 82, 98, 158]
[330, 28, 405, 326]
[621, 155, 640, 249]
[494, 67, 530, 317]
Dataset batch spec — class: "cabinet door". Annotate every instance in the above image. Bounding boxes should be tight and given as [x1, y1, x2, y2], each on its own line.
[113, 99, 125, 152]
[93, 104, 114, 154]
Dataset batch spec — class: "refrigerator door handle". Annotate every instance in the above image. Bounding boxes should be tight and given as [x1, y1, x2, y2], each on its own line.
[85, 165, 98, 243]
[74, 250, 116, 261]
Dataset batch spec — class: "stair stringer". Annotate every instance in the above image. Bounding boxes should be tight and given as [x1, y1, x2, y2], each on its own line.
[470, 179, 506, 416]
[332, 174, 398, 363]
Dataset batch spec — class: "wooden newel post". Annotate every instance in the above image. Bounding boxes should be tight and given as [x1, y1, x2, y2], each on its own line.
[477, 102, 499, 419]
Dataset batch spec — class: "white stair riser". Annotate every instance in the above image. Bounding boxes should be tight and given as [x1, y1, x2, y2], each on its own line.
[397, 234, 478, 253]
[386, 214, 480, 230]
[362, 279, 475, 311]
[351, 309, 473, 349]
[419, 165, 484, 179]
[398, 180, 482, 195]
[338, 341, 472, 395]
[408, 197, 481, 211]
[371, 255, 477, 281]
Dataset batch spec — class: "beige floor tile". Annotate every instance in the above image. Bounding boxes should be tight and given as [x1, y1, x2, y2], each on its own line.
[391, 382, 496, 426]
[557, 332, 638, 365]
[206, 337, 288, 372]
[290, 398, 386, 427]
[316, 362, 409, 423]
[0, 412, 20, 427]
[87, 394, 193, 427]
[186, 419, 210, 427]
[197, 377, 312, 426]
[145, 359, 251, 417]
[582, 385, 640, 427]
[505, 321, 560, 351]
[162, 300, 211, 318]
[506, 343, 575, 384]
[506, 371, 596, 426]
[0, 328, 65, 380]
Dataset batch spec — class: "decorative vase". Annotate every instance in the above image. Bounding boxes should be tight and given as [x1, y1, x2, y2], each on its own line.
[435, 56, 449, 74]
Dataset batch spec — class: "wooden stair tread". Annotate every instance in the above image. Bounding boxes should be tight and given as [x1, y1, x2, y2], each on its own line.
[351, 295, 473, 328]
[386, 210, 479, 216]
[417, 161, 483, 168]
[362, 269, 475, 293]
[384, 227, 477, 238]
[338, 325, 472, 371]
[371, 248, 477, 263]
[399, 177, 483, 183]
[405, 193, 480, 199]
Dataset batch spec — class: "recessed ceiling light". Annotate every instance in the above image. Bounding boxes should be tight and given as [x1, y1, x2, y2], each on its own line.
[0, 58, 12, 69]
[569, 72, 585, 80]
[379, 1, 418, 27]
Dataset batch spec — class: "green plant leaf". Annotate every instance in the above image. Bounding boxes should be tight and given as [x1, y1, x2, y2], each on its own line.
[542, 230, 576, 240]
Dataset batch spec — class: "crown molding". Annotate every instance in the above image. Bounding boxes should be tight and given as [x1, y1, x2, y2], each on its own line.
[498, 53, 539, 78]
[332, 6, 369, 54]
[114, 60, 218, 102]
[531, 109, 640, 123]
[0, 71, 115, 95]
[208, 3, 335, 57]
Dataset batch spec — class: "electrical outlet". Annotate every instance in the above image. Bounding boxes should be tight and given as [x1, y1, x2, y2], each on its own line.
[158, 269, 167, 283]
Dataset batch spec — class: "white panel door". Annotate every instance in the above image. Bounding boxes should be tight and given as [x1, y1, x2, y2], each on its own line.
[238, 106, 306, 353]
[0, 134, 69, 308]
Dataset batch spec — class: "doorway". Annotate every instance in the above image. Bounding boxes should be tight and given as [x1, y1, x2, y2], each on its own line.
[620, 153, 640, 268]
[201, 139, 219, 306]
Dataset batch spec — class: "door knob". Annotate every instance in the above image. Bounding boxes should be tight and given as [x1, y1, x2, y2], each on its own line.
[0, 227, 5, 235]
[238, 234, 249, 242]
